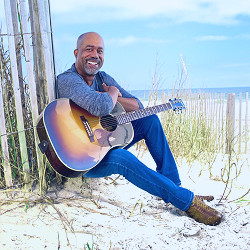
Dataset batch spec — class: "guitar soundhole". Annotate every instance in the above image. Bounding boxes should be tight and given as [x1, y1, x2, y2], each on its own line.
[100, 115, 117, 132]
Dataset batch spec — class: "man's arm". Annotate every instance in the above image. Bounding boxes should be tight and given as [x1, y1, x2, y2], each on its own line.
[102, 83, 139, 112]
[58, 72, 115, 117]
[117, 96, 139, 112]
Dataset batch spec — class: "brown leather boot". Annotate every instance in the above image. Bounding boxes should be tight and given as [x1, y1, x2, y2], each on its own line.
[186, 196, 222, 226]
[196, 195, 214, 202]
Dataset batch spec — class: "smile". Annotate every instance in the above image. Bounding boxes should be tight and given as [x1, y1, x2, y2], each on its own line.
[88, 61, 98, 65]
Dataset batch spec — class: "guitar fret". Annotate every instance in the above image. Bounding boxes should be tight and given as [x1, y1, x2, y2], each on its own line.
[123, 116, 127, 123]
[132, 111, 138, 120]
[116, 99, 184, 125]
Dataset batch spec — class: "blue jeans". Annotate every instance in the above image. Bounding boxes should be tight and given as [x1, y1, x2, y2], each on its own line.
[85, 115, 194, 211]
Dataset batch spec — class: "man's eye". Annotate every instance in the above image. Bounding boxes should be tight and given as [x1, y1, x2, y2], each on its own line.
[86, 48, 92, 51]
[98, 50, 103, 54]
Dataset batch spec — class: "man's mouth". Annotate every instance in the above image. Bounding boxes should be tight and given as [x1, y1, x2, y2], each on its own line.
[84, 59, 101, 74]
[88, 61, 98, 66]
[86, 59, 100, 67]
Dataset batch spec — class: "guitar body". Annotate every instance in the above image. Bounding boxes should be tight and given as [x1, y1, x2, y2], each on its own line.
[37, 99, 134, 177]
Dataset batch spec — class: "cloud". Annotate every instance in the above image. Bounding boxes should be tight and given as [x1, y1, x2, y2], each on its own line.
[50, 0, 250, 25]
[218, 62, 250, 68]
[106, 35, 171, 46]
[196, 33, 250, 41]
[196, 35, 229, 41]
[236, 33, 250, 39]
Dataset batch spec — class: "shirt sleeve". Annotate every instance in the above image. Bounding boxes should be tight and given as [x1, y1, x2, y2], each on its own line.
[57, 72, 114, 116]
[100, 72, 144, 109]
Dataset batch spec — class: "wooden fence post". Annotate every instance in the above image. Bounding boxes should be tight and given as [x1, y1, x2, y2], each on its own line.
[28, 0, 56, 191]
[4, 0, 30, 188]
[221, 93, 225, 153]
[238, 93, 242, 154]
[245, 92, 249, 154]
[225, 93, 235, 154]
[28, 0, 49, 114]
[37, 0, 55, 101]
[19, 0, 46, 192]
[0, 72, 13, 187]
[10, 0, 26, 118]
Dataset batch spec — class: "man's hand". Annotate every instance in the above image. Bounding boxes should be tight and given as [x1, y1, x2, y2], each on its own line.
[102, 83, 122, 107]
[102, 83, 122, 97]
[102, 83, 139, 112]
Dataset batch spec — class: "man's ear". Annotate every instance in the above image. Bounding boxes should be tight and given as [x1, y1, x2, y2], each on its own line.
[74, 49, 78, 58]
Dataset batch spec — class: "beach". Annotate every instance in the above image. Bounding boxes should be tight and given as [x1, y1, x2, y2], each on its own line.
[0, 146, 249, 249]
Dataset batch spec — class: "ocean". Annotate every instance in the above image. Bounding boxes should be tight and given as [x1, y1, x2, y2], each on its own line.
[130, 86, 250, 101]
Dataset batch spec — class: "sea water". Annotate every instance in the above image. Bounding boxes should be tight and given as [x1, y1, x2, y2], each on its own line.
[130, 86, 250, 102]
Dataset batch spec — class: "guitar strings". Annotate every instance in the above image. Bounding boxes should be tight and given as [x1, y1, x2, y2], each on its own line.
[86, 104, 173, 127]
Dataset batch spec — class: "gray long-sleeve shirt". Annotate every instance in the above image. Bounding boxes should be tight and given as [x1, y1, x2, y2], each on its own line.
[57, 64, 143, 117]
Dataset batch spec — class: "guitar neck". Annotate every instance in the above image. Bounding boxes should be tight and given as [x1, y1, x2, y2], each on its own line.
[115, 102, 172, 125]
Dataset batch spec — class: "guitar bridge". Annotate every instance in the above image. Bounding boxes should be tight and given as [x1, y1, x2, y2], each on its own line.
[80, 115, 95, 142]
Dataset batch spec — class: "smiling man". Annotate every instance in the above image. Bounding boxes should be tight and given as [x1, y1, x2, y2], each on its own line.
[57, 32, 222, 226]
[74, 33, 104, 81]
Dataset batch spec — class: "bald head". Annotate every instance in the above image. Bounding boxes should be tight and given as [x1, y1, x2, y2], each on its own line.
[76, 32, 104, 50]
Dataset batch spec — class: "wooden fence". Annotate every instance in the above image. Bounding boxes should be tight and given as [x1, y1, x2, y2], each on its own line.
[183, 92, 249, 155]
[0, 0, 55, 190]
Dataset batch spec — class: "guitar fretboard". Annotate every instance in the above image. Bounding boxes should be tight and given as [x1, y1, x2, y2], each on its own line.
[115, 102, 172, 125]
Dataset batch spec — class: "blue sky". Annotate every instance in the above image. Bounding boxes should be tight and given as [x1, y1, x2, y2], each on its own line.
[2, 0, 250, 90]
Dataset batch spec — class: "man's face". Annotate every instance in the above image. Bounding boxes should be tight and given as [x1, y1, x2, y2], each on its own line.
[74, 33, 104, 76]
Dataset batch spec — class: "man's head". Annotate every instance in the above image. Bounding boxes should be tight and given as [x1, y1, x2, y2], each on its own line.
[74, 32, 104, 78]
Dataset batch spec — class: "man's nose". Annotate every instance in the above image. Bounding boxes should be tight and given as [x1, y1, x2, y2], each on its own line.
[90, 49, 98, 58]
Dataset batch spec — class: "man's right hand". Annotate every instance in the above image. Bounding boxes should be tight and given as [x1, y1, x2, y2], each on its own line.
[102, 83, 122, 107]
[102, 83, 122, 96]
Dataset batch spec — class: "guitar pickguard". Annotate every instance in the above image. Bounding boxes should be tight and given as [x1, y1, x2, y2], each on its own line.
[95, 123, 133, 147]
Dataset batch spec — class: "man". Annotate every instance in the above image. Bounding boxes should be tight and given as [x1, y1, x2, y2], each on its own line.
[57, 32, 222, 226]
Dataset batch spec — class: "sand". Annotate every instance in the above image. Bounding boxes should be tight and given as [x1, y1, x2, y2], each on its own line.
[0, 146, 249, 250]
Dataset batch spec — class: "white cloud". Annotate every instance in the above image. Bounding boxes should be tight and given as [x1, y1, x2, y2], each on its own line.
[50, 0, 250, 25]
[218, 62, 250, 68]
[106, 36, 171, 46]
[196, 35, 229, 41]
[196, 33, 250, 41]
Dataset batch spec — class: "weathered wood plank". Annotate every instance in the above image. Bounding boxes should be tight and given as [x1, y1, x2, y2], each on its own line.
[0, 66, 13, 187]
[4, 0, 30, 187]
[37, 0, 55, 102]
[225, 93, 235, 154]
[245, 92, 248, 154]
[28, 0, 49, 114]
[19, 0, 46, 191]
[238, 93, 242, 154]
[10, 0, 26, 117]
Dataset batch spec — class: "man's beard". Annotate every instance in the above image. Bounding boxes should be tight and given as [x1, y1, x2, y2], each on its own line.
[84, 58, 102, 75]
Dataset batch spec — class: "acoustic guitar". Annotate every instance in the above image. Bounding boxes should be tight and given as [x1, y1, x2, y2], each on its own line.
[37, 98, 185, 177]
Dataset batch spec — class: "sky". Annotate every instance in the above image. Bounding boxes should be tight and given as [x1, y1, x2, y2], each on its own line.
[1, 0, 250, 90]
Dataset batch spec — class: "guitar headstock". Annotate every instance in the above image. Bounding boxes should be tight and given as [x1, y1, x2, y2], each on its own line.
[169, 98, 185, 112]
